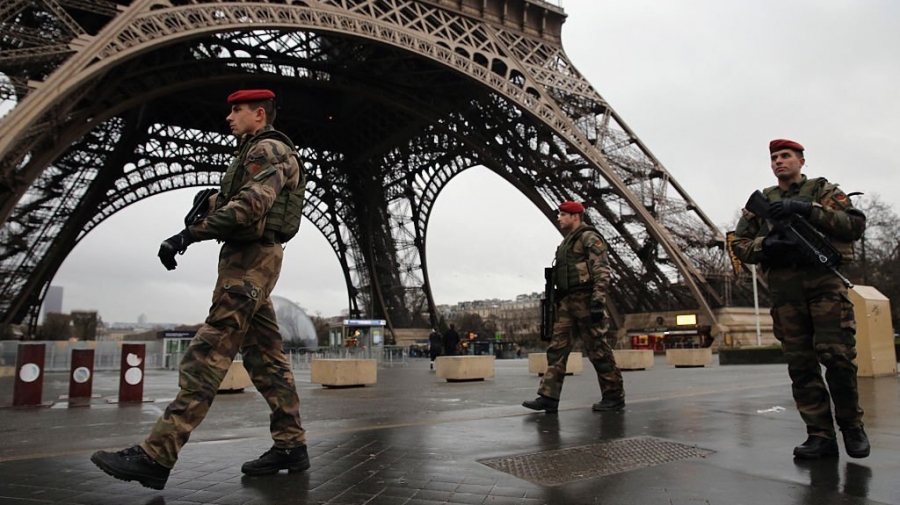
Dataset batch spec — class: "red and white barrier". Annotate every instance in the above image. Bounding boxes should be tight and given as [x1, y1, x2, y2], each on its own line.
[13, 343, 45, 407]
[68, 348, 95, 405]
[117, 343, 145, 403]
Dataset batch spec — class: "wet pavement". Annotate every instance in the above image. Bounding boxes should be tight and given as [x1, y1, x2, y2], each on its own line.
[0, 355, 898, 504]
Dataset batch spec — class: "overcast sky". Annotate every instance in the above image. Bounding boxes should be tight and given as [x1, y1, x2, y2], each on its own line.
[43, 0, 900, 324]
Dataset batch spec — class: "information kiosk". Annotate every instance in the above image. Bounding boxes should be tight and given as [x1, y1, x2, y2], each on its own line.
[327, 319, 387, 358]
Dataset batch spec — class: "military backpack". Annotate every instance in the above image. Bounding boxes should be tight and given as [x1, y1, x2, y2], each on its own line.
[220, 129, 307, 244]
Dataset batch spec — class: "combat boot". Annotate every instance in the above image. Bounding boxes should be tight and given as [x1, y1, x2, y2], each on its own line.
[792, 436, 839, 459]
[242, 445, 310, 475]
[90, 445, 171, 490]
[842, 427, 870, 459]
[522, 396, 559, 413]
[592, 397, 625, 412]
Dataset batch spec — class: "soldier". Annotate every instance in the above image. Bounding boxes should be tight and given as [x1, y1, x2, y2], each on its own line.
[523, 201, 625, 414]
[731, 139, 869, 459]
[91, 89, 309, 489]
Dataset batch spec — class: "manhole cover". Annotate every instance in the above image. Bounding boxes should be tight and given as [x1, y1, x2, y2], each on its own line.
[478, 436, 713, 486]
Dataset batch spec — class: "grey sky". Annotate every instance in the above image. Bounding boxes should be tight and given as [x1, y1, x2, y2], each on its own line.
[50, 0, 900, 324]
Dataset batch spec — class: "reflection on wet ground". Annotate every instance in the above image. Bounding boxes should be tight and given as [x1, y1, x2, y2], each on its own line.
[0, 355, 897, 504]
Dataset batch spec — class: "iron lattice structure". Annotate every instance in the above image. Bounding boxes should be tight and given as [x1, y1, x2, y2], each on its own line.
[0, 0, 753, 335]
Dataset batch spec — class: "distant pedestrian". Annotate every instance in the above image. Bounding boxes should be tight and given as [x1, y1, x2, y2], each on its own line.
[443, 324, 460, 356]
[428, 329, 442, 369]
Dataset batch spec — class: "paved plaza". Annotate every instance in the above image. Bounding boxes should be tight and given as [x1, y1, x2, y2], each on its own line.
[0, 355, 898, 505]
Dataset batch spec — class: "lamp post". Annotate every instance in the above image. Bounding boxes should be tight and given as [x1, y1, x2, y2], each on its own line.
[752, 264, 761, 347]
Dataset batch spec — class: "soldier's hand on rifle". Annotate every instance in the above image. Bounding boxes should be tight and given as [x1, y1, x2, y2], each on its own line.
[762, 234, 797, 258]
[589, 299, 605, 324]
[769, 199, 812, 220]
[184, 188, 219, 228]
[158, 229, 196, 271]
[193, 188, 218, 206]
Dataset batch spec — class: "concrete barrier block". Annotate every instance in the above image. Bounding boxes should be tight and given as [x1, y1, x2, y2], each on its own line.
[666, 348, 713, 368]
[311, 359, 377, 387]
[218, 360, 252, 392]
[527, 352, 583, 376]
[614, 349, 654, 370]
[435, 355, 494, 381]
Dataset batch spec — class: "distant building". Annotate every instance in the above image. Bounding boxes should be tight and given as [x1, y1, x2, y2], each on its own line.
[41, 285, 63, 321]
[109, 321, 180, 331]
[437, 292, 542, 339]
[437, 292, 541, 320]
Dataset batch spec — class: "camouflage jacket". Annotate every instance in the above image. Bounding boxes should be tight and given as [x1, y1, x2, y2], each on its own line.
[732, 175, 866, 265]
[189, 125, 301, 242]
[554, 223, 612, 303]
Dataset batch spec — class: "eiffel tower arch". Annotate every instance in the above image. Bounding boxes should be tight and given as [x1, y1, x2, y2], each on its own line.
[0, 0, 738, 336]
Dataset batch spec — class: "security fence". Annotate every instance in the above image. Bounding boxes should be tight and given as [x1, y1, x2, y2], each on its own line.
[0, 340, 164, 372]
[0, 341, 408, 374]
[286, 345, 408, 370]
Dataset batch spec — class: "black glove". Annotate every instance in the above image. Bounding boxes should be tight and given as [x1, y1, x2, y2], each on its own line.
[193, 188, 218, 207]
[761, 235, 797, 258]
[589, 300, 605, 324]
[158, 229, 195, 271]
[769, 199, 812, 220]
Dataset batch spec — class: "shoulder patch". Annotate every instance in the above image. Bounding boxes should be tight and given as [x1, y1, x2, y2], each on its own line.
[589, 239, 608, 255]
[252, 165, 277, 182]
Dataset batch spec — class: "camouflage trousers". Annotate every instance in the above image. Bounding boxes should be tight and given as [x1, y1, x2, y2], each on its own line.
[142, 241, 305, 468]
[768, 266, 863, 437]
[538, 291, 624, 401]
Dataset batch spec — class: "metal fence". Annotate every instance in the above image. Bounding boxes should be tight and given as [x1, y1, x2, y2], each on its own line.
[0, 341, 408, 373]
[286, 345, 408, 370]
[0, 340, 164, 372]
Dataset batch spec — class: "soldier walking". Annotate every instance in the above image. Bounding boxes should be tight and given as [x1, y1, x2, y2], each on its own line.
[91, 89, 309, 489]
[523, 201, 625, 414]
[731, 139, 869, 459]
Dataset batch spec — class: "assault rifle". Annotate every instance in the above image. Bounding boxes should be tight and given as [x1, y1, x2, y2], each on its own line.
[745, 190, 853, 288]
[183, 188, 218, 228]
[540, 267, 555, 342]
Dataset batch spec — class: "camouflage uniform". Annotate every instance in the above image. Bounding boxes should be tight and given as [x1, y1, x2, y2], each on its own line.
[732, 175, 866, 439]
[141, 125, 305, 468]
[538, 223, 624, 401]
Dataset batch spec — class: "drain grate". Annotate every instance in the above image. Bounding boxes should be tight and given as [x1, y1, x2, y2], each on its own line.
[478, 436, 713, 486]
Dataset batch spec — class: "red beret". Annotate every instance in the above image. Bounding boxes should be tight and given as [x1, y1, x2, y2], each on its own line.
[227, 89, 275, 104]
[558, 201, 585, 214]
[769, 139, 804, 153]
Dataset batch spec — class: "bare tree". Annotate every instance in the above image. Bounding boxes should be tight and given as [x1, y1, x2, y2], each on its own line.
[71, 311, 98, 341]
[40, 313, 72, 341]
[451, 313, 487, 339]
[309, 312, 332, 347]
[0, 324, 21, 340]
[843, 193, 900, 325]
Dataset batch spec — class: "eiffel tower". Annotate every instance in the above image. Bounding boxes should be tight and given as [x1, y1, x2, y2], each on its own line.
[0, 0, 745, 336]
